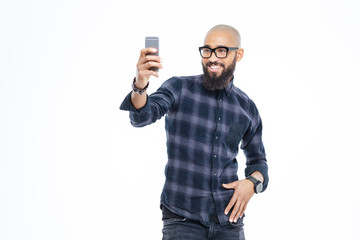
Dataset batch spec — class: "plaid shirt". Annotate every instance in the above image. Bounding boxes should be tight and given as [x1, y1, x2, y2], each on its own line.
[120, 75, 268, 227]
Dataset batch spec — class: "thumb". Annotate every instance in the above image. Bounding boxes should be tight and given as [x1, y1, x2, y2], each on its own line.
[222, 181, 237, 189]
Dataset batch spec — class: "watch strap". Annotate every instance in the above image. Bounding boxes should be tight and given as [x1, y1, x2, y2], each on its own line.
[246, 175, 258, 185]
[246, 175, 262, 194]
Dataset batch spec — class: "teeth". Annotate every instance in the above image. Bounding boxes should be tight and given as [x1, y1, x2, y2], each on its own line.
[210, 65, 220, 69]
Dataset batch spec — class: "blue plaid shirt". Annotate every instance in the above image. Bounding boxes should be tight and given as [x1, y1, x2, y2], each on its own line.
[120, 75, 268, 227]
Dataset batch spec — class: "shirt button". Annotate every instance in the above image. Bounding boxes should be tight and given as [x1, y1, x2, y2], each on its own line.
[215, 136, 218, 139]
[214, 173, 217, 176]
[213, 192, 216, 195]
[218, 117, 221, 121]
[214, 154, 217, 158]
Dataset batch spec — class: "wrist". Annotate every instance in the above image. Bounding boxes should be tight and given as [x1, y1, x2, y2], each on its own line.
[132, 77, 149, 95]
[134, 80, 148, 89]
[246, 175, 263, 194]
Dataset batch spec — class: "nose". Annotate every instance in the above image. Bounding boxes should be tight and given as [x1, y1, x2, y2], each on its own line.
[208, 50, 219, 62]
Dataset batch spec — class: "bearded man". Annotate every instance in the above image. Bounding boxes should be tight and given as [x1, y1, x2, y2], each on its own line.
[120, 24, 269, 240]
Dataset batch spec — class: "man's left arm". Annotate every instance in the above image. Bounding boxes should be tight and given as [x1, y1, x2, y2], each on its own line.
[222, 114, 268, 223]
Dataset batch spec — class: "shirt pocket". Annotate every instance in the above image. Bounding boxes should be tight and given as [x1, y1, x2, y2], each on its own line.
[225, 121, 249, 153]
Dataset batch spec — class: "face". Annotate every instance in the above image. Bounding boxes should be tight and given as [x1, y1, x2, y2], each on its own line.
[201, 30, 244, 91]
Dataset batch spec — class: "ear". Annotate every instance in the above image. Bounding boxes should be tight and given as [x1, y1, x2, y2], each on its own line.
[236, 48, 244, 62]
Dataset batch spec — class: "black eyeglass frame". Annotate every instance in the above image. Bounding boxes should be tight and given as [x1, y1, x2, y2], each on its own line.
[198, 46, 239, 59]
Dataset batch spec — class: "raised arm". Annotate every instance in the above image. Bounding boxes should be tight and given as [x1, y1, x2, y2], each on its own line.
[131, 48, 162, 109]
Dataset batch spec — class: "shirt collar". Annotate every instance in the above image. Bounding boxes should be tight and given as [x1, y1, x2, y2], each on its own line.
[224, 78, 234, 96]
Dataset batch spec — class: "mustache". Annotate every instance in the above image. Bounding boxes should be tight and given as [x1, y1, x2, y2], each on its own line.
[205, 61, 225, 68]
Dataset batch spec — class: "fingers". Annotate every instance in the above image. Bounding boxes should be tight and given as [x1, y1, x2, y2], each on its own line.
[137, 69, 159, 79]
[138, 53, 161, 65]
[139, 47, 158, 58]
[136, 48, 162, 84]
[222, 181, 238, 215]
[223, 182, 236, 215]
[138, 48, 162, 70]
[222, 182, 235, 189]
[137, 59, 162, 72]
[228, 199, 248, 223]
[224, 195, 237, 216]
[234, 202, 248, 223]
[238, 202, 247, 219]
[223, 179, 254, 223]
[229, 200, 241, 222]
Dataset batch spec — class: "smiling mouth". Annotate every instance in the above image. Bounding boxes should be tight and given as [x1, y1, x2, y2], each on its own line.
[207, 63, 223, 73]
[210, 65, 220, 69]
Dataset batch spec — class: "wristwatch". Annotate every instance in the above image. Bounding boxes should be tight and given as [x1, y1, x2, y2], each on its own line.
[246, 175, 263, 194]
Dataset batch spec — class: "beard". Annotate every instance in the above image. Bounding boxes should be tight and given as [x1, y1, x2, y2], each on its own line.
[202, 56, 237, 91]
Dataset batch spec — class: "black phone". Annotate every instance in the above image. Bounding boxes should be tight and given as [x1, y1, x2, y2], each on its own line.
[145, 36, 159, 71]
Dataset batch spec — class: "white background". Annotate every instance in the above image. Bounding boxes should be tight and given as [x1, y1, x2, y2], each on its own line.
[1, 0, 360, 239]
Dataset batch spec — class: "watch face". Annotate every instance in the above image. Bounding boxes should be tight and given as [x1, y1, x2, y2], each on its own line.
[256, 182, 263, 193]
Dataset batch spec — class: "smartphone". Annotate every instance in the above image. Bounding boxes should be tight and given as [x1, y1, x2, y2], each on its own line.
[145, 36, 159, 71]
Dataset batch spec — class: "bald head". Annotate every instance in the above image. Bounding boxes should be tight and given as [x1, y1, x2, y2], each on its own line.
[206, 24, 241, 48]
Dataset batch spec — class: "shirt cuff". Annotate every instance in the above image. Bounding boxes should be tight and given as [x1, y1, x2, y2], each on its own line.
[245, 163, 269, 192]
[119, 91, 149, 123]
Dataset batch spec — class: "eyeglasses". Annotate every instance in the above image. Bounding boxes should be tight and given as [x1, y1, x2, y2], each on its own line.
[199, 46, 239, 59]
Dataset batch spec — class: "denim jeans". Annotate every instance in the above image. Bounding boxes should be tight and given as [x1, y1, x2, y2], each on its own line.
[162, 217, 245, 240]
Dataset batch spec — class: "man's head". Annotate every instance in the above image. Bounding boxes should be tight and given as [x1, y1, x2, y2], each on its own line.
[200, 24, 244, 91]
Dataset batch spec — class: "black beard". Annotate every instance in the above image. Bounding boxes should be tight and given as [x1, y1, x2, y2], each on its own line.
[202, 57, 237, 91]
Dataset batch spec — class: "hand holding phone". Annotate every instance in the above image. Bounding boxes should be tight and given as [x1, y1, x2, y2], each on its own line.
[145, 37, 159, 71]
[135, 37, 162, 87]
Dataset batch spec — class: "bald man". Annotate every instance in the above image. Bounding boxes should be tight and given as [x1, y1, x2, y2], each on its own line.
[120, 24, 269, 240]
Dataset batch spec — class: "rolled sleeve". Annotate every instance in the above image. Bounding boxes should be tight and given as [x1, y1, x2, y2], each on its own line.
[119, 92, 151, 127]
[119, 77, 182, 128]
[242, 116, 269, 192]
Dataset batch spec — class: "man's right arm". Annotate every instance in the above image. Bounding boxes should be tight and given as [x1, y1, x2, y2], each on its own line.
[131, 48, 162, 109]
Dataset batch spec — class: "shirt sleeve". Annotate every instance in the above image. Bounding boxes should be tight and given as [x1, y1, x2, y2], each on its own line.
[241, 109, 269, 192]
[119, 77, 182, 127]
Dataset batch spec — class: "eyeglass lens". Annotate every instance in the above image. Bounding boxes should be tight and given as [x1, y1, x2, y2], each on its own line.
[201, 47, 228, 58]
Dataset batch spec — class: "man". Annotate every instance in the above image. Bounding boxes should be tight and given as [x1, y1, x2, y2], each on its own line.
[120, 24, 268, 240]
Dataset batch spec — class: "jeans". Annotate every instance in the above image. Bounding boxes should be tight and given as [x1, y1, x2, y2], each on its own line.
[162, 217, 245, 240]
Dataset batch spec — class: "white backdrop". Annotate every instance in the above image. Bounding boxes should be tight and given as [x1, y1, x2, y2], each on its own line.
[1, 0, 360, 239]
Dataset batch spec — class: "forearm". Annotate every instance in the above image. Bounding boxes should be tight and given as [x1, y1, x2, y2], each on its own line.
[130, 47, 162, 109]
[131, 90, 147, 109]
[243, 117, 269, 190]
